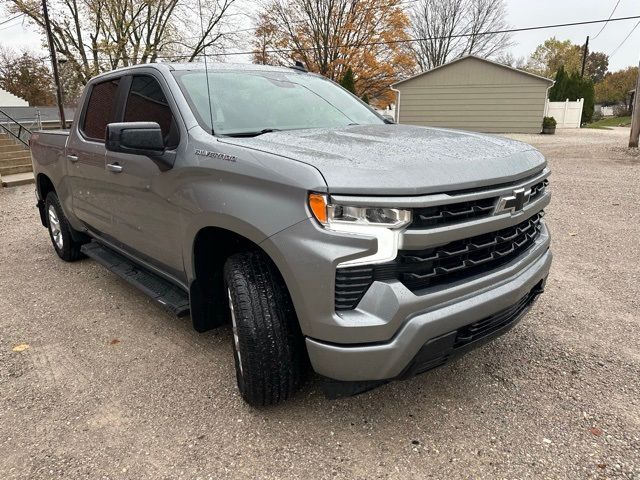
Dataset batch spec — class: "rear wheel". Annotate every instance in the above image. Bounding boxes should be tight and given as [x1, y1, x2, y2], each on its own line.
[223, 251, 305, 406]
[45, 192, 85, 262]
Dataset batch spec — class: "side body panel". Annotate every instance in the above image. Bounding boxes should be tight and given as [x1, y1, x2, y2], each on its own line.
[175, 127, 328, 283]
[100, 69, 189, 279]
[31, 131, 70, 212]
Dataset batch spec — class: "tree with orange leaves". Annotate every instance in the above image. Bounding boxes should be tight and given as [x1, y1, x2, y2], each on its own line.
[252, 0, 416, 107]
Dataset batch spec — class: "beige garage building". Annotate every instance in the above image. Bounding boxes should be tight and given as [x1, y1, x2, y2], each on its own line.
[392, 56, 553, 134]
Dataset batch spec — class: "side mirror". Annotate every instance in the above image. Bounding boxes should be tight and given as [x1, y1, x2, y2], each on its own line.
[106, 122, 175, 169]
[382, 114, 395, 124]
[106, 122, 165, 156]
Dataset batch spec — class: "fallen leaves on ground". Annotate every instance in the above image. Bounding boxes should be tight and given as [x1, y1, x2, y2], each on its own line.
[109, 339, 121, 346]
[12, 343, 30, 352]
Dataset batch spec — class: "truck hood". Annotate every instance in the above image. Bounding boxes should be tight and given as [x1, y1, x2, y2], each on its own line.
[219, 124, 546, 195]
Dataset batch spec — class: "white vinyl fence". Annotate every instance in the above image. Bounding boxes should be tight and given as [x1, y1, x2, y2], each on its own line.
[598, 105, 615, 117]
[544, 98, 584, 128]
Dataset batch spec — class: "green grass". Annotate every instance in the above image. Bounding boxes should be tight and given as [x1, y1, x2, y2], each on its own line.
[585, 116, 632, 129]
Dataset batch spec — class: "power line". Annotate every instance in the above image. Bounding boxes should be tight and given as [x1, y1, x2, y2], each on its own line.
[608, 19, 640, 57]
[15, 12, 640, 63]
[0, 18, 26, 31]
[0, 13, 24, 27]
[138, 14, 640, 60]
[592, 0, 621, 40]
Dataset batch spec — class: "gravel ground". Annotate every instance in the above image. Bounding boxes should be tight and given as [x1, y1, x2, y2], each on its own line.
[1, 127, 639, 479]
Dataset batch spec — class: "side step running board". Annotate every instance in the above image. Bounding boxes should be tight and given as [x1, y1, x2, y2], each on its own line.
[81, 241, 190, 317]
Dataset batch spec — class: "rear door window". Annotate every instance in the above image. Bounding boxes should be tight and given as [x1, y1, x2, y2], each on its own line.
[123, 75, 179, 149]
[81, 78, 120, 141]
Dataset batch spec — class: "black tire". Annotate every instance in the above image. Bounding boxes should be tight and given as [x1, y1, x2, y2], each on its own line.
[223, 251, 305, 406]
[44, 192, 85, 262]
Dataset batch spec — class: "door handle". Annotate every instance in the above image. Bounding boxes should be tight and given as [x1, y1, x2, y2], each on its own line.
[67, 154, 78, 162]
[106, 162, 123, 173]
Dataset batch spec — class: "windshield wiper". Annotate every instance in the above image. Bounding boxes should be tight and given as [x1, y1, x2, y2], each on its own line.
[224, 128, 281, 138]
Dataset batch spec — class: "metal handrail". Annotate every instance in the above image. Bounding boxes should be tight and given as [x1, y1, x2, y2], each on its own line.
[0, 107, 33, 148]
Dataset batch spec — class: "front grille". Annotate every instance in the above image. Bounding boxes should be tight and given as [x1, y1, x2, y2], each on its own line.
[410, 197, 496, 229]
[335, 212, 544, 310]
[529, 179, 548, 202]
[408, 178, 548, 230]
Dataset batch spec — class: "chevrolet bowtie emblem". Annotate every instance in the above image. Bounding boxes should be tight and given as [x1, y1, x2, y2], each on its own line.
[495, 187, 532, 215]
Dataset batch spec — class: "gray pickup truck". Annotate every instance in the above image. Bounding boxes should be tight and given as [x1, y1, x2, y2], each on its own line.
[30, 63, 551, 406]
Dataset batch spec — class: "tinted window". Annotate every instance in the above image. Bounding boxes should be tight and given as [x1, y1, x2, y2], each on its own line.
[82, 78, 120, 140]
[124, 75, 179, 149]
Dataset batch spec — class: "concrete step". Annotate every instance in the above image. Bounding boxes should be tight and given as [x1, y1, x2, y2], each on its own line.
[1, 172, 34, 187]
[0, 147, 31, 158]
[0, 156, 33, 168]
[0, 144, 28, 154]
[0, 163, 32, 176]
[0, 150, 31, 159]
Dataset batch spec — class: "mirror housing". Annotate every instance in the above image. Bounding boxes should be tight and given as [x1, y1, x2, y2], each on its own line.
[106, 122, 164, 155]
[106, 122, 176, 169]
[382, 114, 395, 124]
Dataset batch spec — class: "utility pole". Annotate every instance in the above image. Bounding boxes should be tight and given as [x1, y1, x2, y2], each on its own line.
[581, 35, 589, 77]
[629, 59, 640, 148]
[41, 0, 66, 129]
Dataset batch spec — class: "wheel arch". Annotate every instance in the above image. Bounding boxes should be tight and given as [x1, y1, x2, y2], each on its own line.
[36, 173, 56, 227]
[188, 225, 298, 334]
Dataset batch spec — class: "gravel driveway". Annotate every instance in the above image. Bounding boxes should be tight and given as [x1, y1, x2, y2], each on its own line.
[1, 127, 638, 479]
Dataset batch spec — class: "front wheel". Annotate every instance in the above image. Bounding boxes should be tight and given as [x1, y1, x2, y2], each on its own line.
[45, 192, 84, 262]
[223, 251, 305, 406]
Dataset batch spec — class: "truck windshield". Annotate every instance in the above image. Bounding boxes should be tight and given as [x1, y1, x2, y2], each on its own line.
[172, 69, 385, 136]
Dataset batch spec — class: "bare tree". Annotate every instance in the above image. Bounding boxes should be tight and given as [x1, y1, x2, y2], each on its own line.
[410, 0, 512, 71]
[6, 0, 238, 86]
[495, 51, 527, 69]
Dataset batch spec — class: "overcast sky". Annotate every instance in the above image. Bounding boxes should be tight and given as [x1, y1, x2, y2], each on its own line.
[0, 0, 638, 72]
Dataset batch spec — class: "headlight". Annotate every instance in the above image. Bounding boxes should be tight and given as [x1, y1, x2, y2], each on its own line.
[308, 193, 411, 229]
[308, 193, 411, 267]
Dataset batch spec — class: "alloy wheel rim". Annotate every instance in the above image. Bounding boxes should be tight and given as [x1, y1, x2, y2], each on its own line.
[48, 205, 63, 250]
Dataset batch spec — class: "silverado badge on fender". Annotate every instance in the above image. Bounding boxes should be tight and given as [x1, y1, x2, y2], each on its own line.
[195, 149, 237, 162]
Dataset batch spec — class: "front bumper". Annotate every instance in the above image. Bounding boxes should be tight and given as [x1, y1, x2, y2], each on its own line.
[307, 247, 551, 381]
[260, 173, 552, 383]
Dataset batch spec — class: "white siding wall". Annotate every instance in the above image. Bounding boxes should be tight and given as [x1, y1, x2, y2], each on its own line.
[0, 88, 28, 107]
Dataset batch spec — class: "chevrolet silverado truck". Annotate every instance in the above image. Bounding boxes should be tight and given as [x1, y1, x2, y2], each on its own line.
[30, 63, 552, 406]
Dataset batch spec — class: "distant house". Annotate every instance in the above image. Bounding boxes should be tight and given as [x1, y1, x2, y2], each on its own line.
[392, 56, 554, 134]
[0, 88, 28, 107]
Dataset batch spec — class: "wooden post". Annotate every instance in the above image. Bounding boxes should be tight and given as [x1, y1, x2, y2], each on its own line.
[581, 36, 589, 77]
[42, 0, 66, 129]
[630, 60, 640, 148]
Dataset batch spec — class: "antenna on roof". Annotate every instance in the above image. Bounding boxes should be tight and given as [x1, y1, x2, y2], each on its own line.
[197, 0, 215, 134]
[290, 60, 307, 72]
